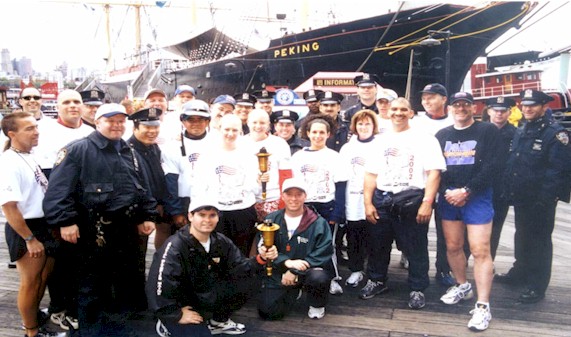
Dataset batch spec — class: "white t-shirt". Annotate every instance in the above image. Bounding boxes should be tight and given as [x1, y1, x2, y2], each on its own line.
[366, 127, 446, 194]
[291, 147, 348, 203]
[194, 145, 259, 211]
[339, 136, 379, 221]
[242, 134, 292, 202]
[411, 111, 454, 135]
[161, 133, 214, 198]
[284, 213, 302, 239]
[34, 120, 93, 169]
[0, 149, 47, 219]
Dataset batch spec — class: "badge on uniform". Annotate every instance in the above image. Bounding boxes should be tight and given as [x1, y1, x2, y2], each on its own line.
[54, 148, 67, 166]
[556, 131, 569, 145]
[532, 141, 542, 151]
[212, 257, 220, 264]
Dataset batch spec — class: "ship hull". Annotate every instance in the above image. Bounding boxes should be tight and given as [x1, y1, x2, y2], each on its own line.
[105, 2, 532, 110]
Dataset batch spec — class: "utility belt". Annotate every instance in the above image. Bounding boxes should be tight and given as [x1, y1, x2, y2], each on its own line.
[89, 204, 141, 247]
[373, 188, 424, 216]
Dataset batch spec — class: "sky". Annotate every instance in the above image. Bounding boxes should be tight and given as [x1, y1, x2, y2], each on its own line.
[1, 1, 569, 74]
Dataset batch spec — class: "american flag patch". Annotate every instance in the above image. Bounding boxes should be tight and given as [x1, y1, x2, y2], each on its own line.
[385, 148, 400, 157]
[351, 157, 365, 166]
[301, 164, 318, 173]
[216, 165, 237, 175]
[188, 153, 200, 163]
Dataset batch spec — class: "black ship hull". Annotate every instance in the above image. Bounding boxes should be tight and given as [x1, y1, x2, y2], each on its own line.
[105, 2, 532, 110]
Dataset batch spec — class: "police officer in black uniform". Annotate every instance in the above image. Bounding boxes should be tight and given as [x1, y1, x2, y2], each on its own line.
[43, 103, 157, 336]
[484, 96, 517, 260]
[233, 93, 257, 135]
[296, 89, 324, 130]
[127, 107, 167, 311]
[496, 89, 571, 303]
[342, 73, 380, 128]
[270, 109, 309, 155]
[79, 89, 105, 129]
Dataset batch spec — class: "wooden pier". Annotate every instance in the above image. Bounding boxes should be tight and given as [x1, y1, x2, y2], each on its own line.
[1, 203, 570, 337]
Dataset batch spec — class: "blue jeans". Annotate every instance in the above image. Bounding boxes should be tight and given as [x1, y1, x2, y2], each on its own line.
[366, 192, 429, 291]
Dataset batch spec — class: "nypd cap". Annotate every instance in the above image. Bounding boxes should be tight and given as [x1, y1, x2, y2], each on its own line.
[128, 108, 162, 126]
[270, 110, 300, 124]
[317, 91, 344, 104]
[253, 90, 275, 103]
[80, 89, 105, 106]
[354, 73, 380, 87]
[303, 89, 324, 103]
[233, 93, 257, 106]
[520, 89, 554, 106]
[486, 96, 516, 111]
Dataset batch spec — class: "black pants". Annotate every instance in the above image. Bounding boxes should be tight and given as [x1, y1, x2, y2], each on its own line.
[489, 198, 510, 260]
[346, 220, 368, 272]
[512, 201, 557, 294]
[434, 206, 452, 274]
[218, 206, 258, 257]
[367, 193, 429, 291]
[257, 268, 330, 320]
[75, 220, 141, 337]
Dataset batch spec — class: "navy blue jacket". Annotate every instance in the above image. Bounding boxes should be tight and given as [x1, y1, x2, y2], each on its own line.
[505, 115, 571, 204]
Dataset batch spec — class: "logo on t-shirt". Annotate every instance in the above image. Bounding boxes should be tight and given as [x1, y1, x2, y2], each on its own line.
[443, 140, 476, 165]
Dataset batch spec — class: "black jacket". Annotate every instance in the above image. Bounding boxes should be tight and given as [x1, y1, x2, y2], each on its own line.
[146, 226, 263, 326]
[43, 131, 157, 229]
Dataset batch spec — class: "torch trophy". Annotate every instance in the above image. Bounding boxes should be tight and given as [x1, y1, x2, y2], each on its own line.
[256, 147, 271, 200]
[257, 219, 280, 276]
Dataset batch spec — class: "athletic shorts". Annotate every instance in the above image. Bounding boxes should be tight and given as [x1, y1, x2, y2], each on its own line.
[438, 188, 494, 225]
[5, 218, 58, 262]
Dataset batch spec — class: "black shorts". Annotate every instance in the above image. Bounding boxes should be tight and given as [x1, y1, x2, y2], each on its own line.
[5, 218, 58, 262]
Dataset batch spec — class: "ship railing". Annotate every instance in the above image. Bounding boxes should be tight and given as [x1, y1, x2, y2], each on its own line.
[472, 81, 542, 98]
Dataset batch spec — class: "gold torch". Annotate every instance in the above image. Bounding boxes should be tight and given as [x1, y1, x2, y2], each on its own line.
[256, 147, 271, 200]
[257, 219, 280, 276]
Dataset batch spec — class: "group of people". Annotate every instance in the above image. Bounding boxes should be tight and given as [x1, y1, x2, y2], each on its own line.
[1, 74, 570, 337]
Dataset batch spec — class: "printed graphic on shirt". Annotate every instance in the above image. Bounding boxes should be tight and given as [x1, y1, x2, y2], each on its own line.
[215, 165, 246, 204]
[383, 147, 415, 187]
[443, 140, 477, 165]
[301, 164, 331, 200]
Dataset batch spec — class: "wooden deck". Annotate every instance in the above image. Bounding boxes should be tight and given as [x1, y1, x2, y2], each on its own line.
[1, 203, 571, 337]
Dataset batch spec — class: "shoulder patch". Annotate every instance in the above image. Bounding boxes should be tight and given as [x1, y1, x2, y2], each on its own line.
[54, 148, 67, 166]
[556, 130, 569, 145]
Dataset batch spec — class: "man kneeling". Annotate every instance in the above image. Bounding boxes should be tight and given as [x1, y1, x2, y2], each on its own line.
[258, 178, 333, 320]
[147, 198, 277, 336]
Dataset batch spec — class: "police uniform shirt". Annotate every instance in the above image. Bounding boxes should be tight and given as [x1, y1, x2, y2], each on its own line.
[127, 135, 167, 204]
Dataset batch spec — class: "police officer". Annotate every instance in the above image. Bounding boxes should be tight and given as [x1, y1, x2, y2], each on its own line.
[253, 89, 275, 115]
[296, 89, 323, 130]
[79, 89, 105, 129]
[233, 93, 257, 135]
[271, 110, 309, 155]
[43, 103, 157, 336]
[484, 96, 517, 260]
[342, 73, 380, 127]
[300, 91, 349, 153]
[496, 89, 571, 303]
[127, 107, 167, 310]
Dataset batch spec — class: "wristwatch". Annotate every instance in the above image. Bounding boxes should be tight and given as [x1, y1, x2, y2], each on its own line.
[24, 234, 35, 242]
[461, 187, 472, 195]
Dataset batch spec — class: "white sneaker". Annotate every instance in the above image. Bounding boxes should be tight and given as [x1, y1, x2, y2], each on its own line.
[329, 279, 343, 295]
[468, 303, 492, 331]
[308, 306, 325, 319]
[208, 318, 246, 335]
[156, 319, 171, 337]
[400, 254, 409, 269]
[440, 282, 474, 305]
[345, 271, 364, 287]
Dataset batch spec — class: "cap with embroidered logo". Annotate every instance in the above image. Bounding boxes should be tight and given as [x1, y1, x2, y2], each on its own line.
[128, 108, 163, 126]
[80, 89, 105, 106]
[270, 110, 300, 124]
[520, 89, 554, 106]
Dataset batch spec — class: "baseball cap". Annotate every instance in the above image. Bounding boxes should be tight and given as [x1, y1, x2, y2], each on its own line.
[94, 103, 128, 120]
[213, 94, 236, 107]
[144, 88, 167, 101]
[175, 85, 196, 96]
[449, 92, 474, 105]
[188, 197, 220, 213]
[180, 100, 210, 119]
[282, 178, 307, 193]
[376, 88, 398, 102]
[420, 83, 448, 97]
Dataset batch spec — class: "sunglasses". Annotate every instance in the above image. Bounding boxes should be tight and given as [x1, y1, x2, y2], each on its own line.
[22, 96, 41, 101]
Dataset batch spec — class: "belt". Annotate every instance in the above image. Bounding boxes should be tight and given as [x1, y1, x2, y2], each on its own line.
[218, 200, 243, 206]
